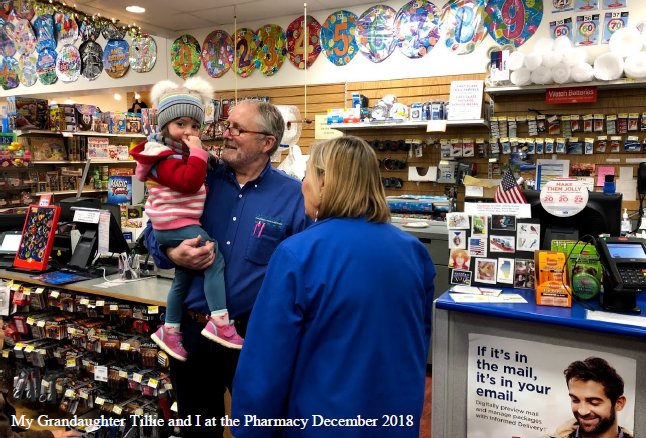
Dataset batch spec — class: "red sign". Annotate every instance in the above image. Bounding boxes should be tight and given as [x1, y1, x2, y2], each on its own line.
[545, 86, 597, 104]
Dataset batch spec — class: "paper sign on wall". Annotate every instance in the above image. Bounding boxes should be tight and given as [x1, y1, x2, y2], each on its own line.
[448, 80, 484, 121]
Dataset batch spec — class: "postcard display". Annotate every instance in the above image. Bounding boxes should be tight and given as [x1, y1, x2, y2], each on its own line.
[446, 212, 541, 289]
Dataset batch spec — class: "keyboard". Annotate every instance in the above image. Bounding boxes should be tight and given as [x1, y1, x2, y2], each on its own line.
[618, 268, 646, 286]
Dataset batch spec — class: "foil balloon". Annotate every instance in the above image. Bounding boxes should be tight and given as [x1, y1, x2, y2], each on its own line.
[440, 0, 489, 54]
[0, 55, 19, 89]
[394, 0, 441, 59]
[36, 47, 57, 84]
[234, 28, 257, 77]
[14, 18, 36, 56]
[33, 14, 55, 52]
[0, 20, 15, 57]
[101, 22, 126, 40]
[253, 24, 287, 76]
[18, 53, 37, 86]
[13, 0, 34, 21]
[484, 0, 543, 48]
[286, 15, 322, 69]
[320, 10, 359, 66]
[202, 30, 233, 78]
[356, 5, 397, 63]
[0, 1, 13, 21]
[55, 44, 80, 82]
[79, 19, 100, 42]
[103, 39, 130, 78]
[130, 35, 156, 73]
[54, 10, 78, 45]
[171, 34, 201, 79]
[79, 40, 103, 80]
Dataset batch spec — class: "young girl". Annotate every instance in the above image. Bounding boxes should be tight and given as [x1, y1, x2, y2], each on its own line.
[131, 78, 243, 362]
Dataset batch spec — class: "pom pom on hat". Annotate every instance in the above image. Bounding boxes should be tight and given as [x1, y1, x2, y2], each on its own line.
[151, 78, 215, 130]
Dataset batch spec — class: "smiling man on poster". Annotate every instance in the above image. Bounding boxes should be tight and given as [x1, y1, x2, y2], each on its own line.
[540, 357, 633, 438]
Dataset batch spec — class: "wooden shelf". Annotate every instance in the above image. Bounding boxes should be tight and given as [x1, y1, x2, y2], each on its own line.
[330, 119, 489, 131]
[32, 160, 135, 164]
[14, 130, 145, 138]
[34, 189, 107, 196]
[485, 78, 646, 95]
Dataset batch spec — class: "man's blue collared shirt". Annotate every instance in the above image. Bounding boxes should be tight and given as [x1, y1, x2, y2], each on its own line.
[146, 160, 311, 318]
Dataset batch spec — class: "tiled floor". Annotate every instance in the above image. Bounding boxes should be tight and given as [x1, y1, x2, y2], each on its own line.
[419, 373, 432, 438]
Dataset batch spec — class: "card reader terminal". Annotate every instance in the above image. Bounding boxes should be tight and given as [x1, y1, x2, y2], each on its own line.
[596, 237, 646, 313]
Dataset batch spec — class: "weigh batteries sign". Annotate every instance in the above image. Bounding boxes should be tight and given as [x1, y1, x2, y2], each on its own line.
[540, 178, 588, 217]
[467, 333, 636, 438]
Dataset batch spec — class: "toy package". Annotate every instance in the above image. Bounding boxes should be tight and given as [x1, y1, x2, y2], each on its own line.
[29, 137, 67, 161]
[75, 104, 97, 131]
[551, 240, 602, 300]
[125, 113, 141, 134]
[7, 97, 49, 131]
[141, 108, 158, 135]
[88, 137, 109, 159]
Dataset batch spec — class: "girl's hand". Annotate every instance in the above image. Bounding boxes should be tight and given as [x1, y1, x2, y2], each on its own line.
[183, 135, 203, 150]
[52, 431, 83, 437]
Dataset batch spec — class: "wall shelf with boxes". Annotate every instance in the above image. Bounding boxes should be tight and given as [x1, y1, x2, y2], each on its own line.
[331, 119, 489, 131]
[14, 130, 146, 139]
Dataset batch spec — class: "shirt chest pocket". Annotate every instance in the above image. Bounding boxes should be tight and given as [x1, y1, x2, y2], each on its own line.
[245, 223, 284, 265]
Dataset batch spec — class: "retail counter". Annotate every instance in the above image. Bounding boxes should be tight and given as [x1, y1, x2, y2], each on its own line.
[431, 288, 646, 437]
[391, 220, 450, 299]
[0, 269, 170, 306]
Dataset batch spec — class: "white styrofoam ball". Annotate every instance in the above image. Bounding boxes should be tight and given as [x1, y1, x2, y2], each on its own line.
[624, 52, 646, 79]
[542, 51, 563, 68]
[533, 37, 555, 54]
[507, 51, 525, 71]
[553, 35, 573, 54]
[571, 63, 595, 82]
[524, 52, 543, 71]
[594, 52, 624, 81]
[609, 27, 643, 58]
[564, 47, 589, 67]
[530, 66, 553, 85]
[510, 68, 532, 86]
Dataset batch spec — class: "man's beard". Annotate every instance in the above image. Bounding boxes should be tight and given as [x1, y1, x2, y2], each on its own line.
[575, 405, 617, 435]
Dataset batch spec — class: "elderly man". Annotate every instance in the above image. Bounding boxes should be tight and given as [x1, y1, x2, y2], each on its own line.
[146, 100, 311, 437]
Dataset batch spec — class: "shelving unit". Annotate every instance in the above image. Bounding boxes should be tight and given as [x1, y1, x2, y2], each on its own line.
[331, 119, 489, 131]
[32, 160, 136, 165]
[14, 130, 146, 138]
[34, 188, 108, 196]
[485, 78, 646, 95]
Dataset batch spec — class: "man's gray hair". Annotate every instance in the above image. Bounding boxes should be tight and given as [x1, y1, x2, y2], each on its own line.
[240, 100, 285, 156]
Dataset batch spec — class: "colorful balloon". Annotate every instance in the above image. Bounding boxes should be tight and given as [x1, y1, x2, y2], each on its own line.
[441, 0, 489, 54]
[171, 34, 201, 79]
[202, 30, 233, 78]
[234, 28, 257, 77]
[18, 53, 37, 86]
[320, 10, 359, 66]
[0, 55, 19, 89]
[356, 5, 397, 63]
[103, 39, 130, 78]
[484, 0, 543, 48]
[130, 35, 156, 73]
[254, 24, 287, 76]
[395, 0, 441, 59]
[286, 15, 322, 69]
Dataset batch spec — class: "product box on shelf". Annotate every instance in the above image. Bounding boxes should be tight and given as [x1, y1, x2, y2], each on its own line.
[7, 97, 49, 131]
[29, 137, 67, 161]
[125, 113, 141, 134]
[535, 250, 572, 308]
[88, 137, 109, 159]
[141, 108, 158, 136]
[105, 112, 126, 134]
[75, 104, 97, 131]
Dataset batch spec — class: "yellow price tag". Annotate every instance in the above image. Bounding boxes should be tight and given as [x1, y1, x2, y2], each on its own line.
[14, 343, 24, 349]
[43, 381, 50, 388]
[135, 409, 143, 416]
[109, 305, 118, 311]
[120, 343, 130, 351]
[66, 359, 77, 367]
[95, 397, 105, 405]
[147, 306, 159, 314]
[35, 288, 45, 294]
[113, 406, 123, 415]
[80, 392, 88, 399]
[51, 291, 60, 298]
[119, 371, 128, 378]
[133, 373, 143, 383]
[37, 321, 46, 327]
[27, 317, 35, 325]
[171, 402, 178, 412]
[22, 288, 31, 295]
[96, 300, 105, 306]
[24, 345, 34, 352]
[65, 389, 75, 398]
[2, 351, 9, 358]
[80, 299, 89, 305]
[148, 378, 158, 387]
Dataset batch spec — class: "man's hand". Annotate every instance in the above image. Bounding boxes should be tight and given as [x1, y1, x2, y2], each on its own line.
[52, 431, 83, 437]
[166, 236, 215, 270]
[183, 135, 203, 150]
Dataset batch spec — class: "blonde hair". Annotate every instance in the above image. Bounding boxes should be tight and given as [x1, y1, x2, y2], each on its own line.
[308, 136, 390, 223]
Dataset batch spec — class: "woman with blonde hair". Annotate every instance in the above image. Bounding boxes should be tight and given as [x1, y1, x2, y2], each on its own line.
[231, 135, 436, 438]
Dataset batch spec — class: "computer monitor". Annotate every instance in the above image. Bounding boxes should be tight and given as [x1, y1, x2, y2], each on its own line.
[0, 213, 28, 232]
[522, 190, 623, 249]
[67, 205, 130, 275]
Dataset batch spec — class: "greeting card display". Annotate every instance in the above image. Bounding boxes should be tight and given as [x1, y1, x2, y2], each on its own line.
[13, 205, 60, 271]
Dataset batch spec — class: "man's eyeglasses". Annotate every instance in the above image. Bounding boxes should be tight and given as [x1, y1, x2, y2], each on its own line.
[223, 124, 272, 137]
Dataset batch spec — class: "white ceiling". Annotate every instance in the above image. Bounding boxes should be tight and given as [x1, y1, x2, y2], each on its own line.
[74, 0, 375, 35]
